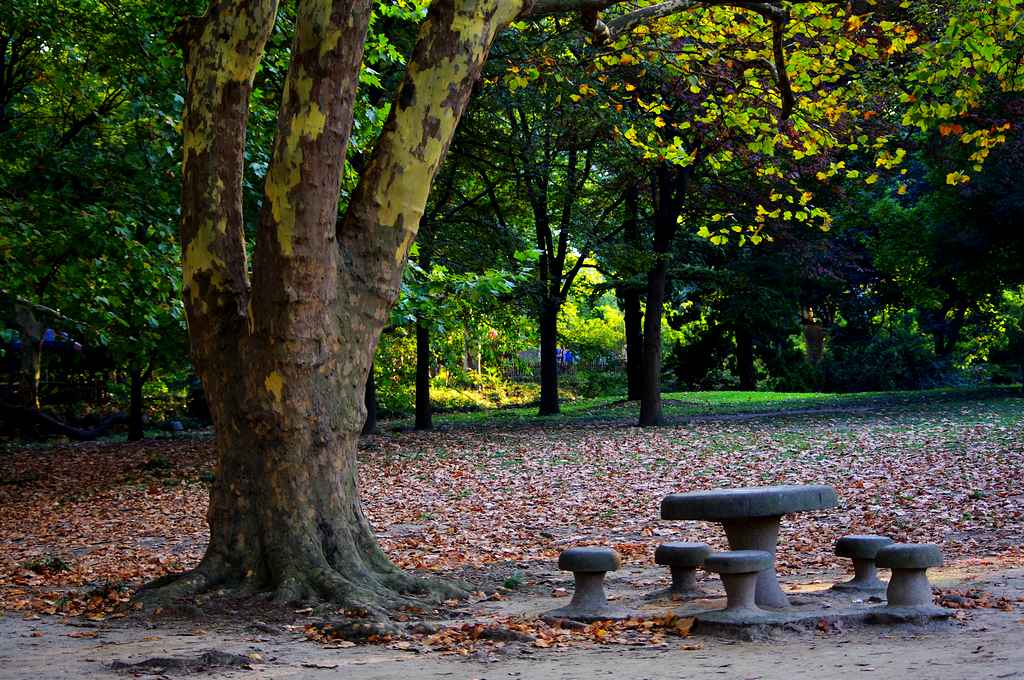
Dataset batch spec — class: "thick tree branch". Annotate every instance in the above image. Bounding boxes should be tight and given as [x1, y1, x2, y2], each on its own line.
[338, 0, 524, 310]
[250, 0, 374, 331]
[178, 0, 277, 378]
[772, 16, 794, 120]
[559, 250, 590, 299]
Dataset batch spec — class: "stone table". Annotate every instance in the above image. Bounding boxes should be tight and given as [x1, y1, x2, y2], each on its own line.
[661, 484, 838, 608]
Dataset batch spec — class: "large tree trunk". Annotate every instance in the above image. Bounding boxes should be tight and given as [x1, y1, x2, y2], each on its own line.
[735, 327, 756, 391]
[538, 299, 560, 415]
[142, 0, 521, 614]
[13, 302, 44, 411]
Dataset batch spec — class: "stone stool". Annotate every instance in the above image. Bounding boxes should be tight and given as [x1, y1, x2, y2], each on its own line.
[703, 550, 773, 615]
[832, 534, 893, 593]
[541, 547, 631, 622]
[646, 542, 711, 600]
[876, 543, 943, 607]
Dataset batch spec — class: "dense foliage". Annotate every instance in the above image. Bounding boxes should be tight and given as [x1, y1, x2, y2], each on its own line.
[1, 0, 1022, 435]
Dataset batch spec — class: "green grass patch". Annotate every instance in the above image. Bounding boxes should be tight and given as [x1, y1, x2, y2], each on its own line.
[384, 385, 1021, 430]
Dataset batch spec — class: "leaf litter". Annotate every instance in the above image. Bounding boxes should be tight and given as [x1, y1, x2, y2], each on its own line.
[1, 397, 1022, 631]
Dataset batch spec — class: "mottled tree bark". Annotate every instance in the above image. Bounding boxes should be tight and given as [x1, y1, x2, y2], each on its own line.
[143, 0, 524, 612]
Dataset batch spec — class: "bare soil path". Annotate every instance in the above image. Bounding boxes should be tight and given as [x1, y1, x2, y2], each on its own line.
[2, 568, 1023, 680]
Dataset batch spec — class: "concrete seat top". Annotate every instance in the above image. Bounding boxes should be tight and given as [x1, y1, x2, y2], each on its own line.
[876, 543, 943, 569]
[835, 534, 894, 559]
[558, 546, 621, 573]
[703, 550, 773, 574]
[654, 542, 711, 567]
[661, 484, 838, 521]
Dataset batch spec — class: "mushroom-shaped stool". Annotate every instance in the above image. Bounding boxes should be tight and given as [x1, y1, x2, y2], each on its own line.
[876, 543, 943, 607]
[832, 535, 893, 593]
[703, 550, 773, 616]
[647, 542, 711, 600]
[541, 547, 631, 622]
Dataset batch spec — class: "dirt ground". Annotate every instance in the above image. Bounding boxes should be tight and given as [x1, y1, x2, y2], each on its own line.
[3, 566, 1023, 680]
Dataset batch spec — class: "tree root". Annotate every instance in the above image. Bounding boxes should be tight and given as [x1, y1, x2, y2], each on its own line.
[382, 569, 471, 603]
[110, 649, 252, 674]
[132, 563, 220, 611]
[132, 557, 470, 635]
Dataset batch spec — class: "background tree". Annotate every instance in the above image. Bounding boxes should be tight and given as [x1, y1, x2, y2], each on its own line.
[0, 0, 192, 433]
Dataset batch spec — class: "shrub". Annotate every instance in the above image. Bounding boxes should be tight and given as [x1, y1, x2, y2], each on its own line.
[820, 327, 942, 392]
[666, 325, 734, 390]
[561, 369, 627, 398]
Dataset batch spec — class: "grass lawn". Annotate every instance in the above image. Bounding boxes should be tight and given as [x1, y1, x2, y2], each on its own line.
[388, 385, 1022, 429]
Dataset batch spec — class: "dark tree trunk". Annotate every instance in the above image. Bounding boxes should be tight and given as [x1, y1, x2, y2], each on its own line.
[622, 289, 644, 401]
[736, 328, 756, 391]
[938, 304, 968, 359]
[638, 258, 667, 426]
[128, 368, 145, 441]
[415, 317, 432, 430]
[804, 323, 825, 364]
[638, 165, 688, 427]
[520, 133, 592, 417]
[621, 185, 643, 401]
[415, 227, 433, 430]
[362, 365, 377, 435]
[13, 302, 43, 411]
[538, 300, 560, 415]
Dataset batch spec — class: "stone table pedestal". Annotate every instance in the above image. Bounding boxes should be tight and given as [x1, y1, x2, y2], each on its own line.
[661, 484, 838, 609]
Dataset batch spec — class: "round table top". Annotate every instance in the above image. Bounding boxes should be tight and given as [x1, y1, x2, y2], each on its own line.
[661, 484, 838, 521]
